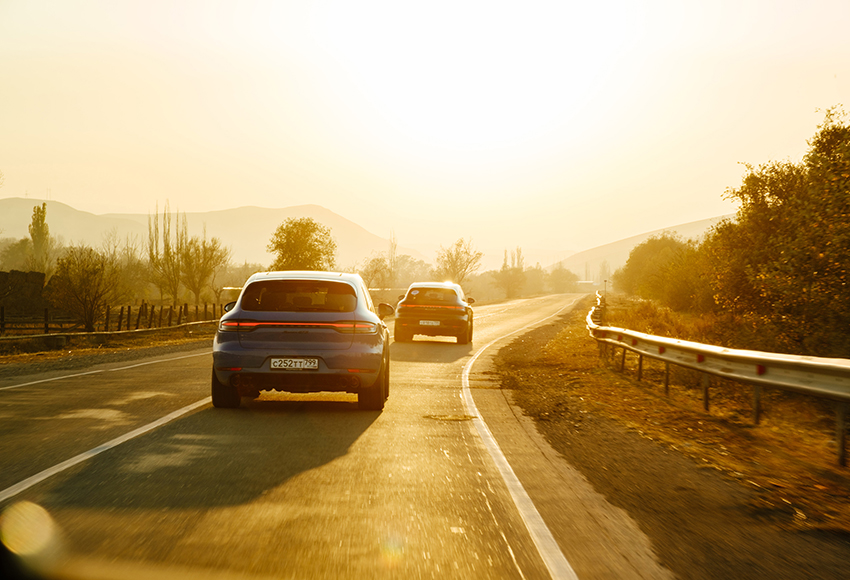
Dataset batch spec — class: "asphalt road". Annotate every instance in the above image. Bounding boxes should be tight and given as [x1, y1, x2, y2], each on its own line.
[0, 294, 672, 580]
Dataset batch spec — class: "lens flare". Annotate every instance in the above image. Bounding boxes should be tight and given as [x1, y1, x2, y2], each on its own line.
[380, 534, 405, 567]
[0, 501, 57, 557]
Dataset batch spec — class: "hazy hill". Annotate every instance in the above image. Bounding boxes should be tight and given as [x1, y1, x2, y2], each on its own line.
[0, 198, 424, 268]
[0, 198, 148, 246]
[2, 196, 730, 278]
[551, 215, 732, 280]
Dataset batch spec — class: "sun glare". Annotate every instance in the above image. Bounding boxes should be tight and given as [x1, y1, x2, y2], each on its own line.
[308, 1, 647, 159]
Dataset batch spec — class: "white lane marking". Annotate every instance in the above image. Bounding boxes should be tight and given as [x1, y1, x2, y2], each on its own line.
[0, 397, 211, 503]
[0, 369, 104, 391]
[104, 351, 210, 371]
[0, 351, 210, 392]
[462, 297, 580, 580]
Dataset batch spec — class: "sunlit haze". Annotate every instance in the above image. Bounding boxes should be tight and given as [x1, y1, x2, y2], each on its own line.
[1, 0, 848, 263]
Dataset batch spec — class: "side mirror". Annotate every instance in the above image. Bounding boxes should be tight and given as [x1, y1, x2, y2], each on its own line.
[378, 303, 395, 320]
[223, 301, 237, 313]
[397, 295, 405, 301]
[466, 297, 475, 305]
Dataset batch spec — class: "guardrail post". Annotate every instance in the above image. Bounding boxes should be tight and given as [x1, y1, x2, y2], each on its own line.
[195, 304, 199, 322]
[148, 305, 155, 328]
[838, 402, 847, 467]
[135, 304, 143, 329]
[126, 305, 132, 331]
[702, 374, 710, 411]
[204, 303, 208, 320]
[104, 305, 110, 332]
[753, 385, 762, 425]
[184, 303, 189, 323]
[620, 347, 627, 371]
[167, 305, 174, 326]
[637, 354, 643, 381]
[664, 362, 670, 396]
[158, 306, 164, 327]
[44, 308, 49, 334]
[117, 306, 124, 331]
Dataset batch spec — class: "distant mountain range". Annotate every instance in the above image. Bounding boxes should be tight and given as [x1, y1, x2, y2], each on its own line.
[1, 196, 730, 278]
[0, 198, 425, 268]
[550, 215, 733, 280]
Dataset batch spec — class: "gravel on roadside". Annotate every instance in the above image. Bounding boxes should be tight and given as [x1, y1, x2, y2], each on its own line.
[496, 297, 850, 580]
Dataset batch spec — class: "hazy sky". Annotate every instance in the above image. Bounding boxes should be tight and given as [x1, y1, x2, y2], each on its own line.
[1, 0, 848, 260]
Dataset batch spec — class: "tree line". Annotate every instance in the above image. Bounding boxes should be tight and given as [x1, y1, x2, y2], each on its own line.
[612, 107, 850, 358]
[0, 202, 239, 331]
[0, 190, 581, 332]
[266, 218, 581, 301]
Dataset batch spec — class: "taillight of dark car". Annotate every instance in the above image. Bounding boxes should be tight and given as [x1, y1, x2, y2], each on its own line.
[399, 303, 464, 311]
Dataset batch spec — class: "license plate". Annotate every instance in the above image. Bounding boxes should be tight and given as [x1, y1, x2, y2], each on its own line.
[420, 320, 440, 326]
[271, 357, 319, 370]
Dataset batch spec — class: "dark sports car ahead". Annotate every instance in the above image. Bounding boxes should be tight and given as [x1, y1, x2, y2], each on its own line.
[212, 271, 394, 410]
[393, 282, 474, 344]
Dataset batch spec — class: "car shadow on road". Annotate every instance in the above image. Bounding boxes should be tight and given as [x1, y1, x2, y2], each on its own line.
[46, 400, 378, 510]
[390, 339, 474, 363]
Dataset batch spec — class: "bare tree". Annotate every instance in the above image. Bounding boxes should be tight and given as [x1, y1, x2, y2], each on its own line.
[434, 238, 483, 284]
[147, 202, 185, 304]
[493, 247, 526, 298]
[180, 227, 231, 305]
[46, 245, 119, 332]
[208, 254, 239, 303]
[102, 228, 148, 305]
[395, 254, 433, 287]
[387, 231, 398, 288]
[359, 254, 390, 288]
[216, 261, 264, 302]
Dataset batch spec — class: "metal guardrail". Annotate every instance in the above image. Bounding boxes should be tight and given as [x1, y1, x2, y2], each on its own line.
[586, 292, 849, 466]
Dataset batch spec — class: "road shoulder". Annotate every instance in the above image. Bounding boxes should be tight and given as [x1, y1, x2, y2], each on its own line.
[487, 301, 850, 580]
[468, 320, 675, 580]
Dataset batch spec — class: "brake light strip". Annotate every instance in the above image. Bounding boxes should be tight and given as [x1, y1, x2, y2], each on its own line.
[399, 304, 464, 310]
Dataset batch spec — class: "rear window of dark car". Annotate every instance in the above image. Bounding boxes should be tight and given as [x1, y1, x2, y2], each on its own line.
[240, 280, 357, 312]
[405, 287, 459, 304]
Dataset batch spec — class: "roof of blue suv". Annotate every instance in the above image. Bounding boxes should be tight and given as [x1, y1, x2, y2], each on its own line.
[245, 271, 364, 283]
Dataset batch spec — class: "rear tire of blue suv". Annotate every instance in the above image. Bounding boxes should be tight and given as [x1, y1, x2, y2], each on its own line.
[211, 371, 241, 408]
[358, 357, 388, 411]
[457, 324, 471, 344]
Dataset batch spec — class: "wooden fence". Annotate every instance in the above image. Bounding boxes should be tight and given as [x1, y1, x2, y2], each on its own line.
[0, 303, 226, 336]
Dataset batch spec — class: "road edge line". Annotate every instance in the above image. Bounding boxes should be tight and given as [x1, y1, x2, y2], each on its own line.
[462, 297, 580, 580]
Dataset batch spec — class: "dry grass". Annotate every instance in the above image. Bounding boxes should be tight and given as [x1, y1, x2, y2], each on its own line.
[533, 294, 850, 531]
[0, 326, 215, 365]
